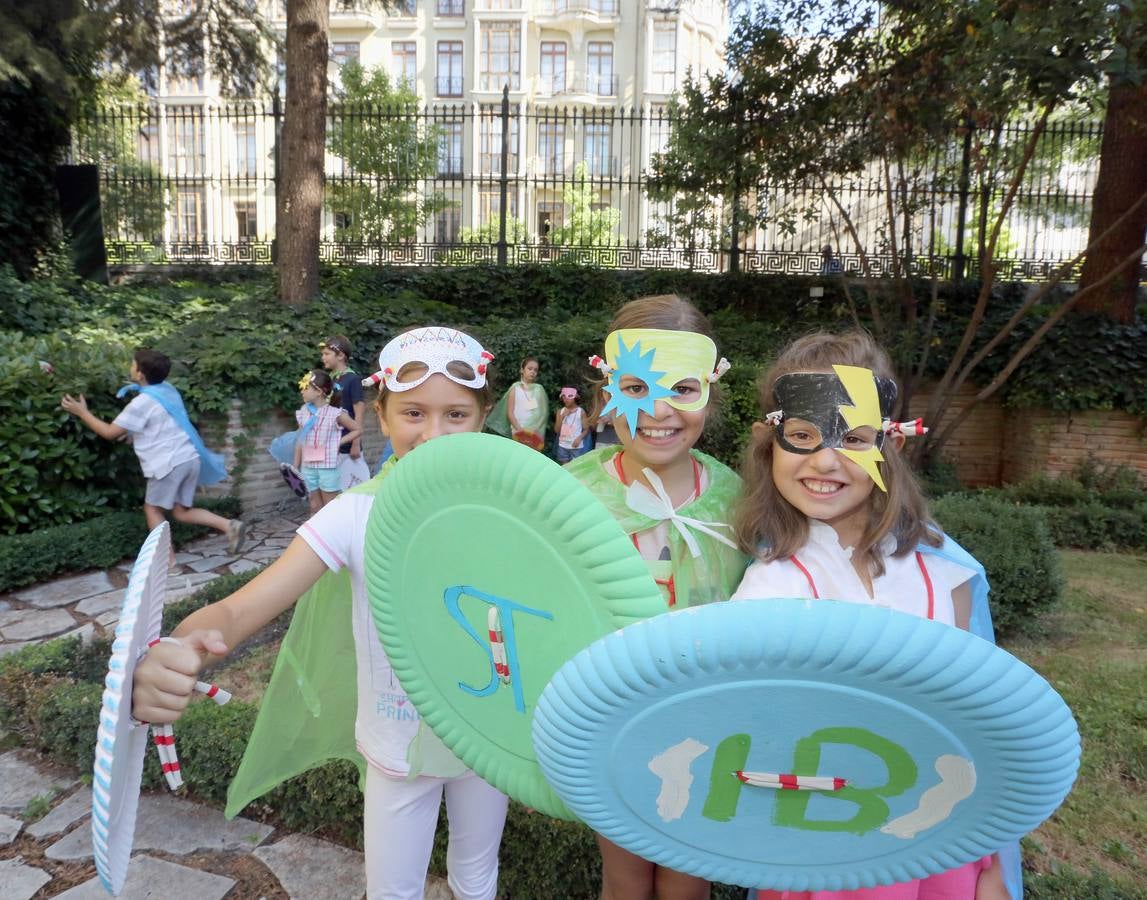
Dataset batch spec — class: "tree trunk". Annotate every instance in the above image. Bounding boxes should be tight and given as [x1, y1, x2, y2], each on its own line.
[278, 0, 329, 307]
[1077, 78, 1147, 324]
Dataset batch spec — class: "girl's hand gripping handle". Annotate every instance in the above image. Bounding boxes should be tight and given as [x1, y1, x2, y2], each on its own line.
[131, 630, 229, 724]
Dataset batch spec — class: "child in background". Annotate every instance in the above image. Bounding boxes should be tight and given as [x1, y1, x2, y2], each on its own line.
[553, 386, 590, 463]
[489, 357, 548, 450]
[321, 334, 366, 465]
[565, 294, 749, 900]
[730, 330, 1014, 900]
[132, 328, 508, 900]
[61, 348, 245, 555]
[293, 369, 362, 513]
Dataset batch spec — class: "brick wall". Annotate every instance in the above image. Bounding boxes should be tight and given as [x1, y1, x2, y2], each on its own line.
[910, 386, 1147, 487]
[202, 399, 388, 517]
[1001, 408, 1147, 484]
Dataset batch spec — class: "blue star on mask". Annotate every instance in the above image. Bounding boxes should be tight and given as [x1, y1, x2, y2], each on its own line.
[600, 336, 676, 429]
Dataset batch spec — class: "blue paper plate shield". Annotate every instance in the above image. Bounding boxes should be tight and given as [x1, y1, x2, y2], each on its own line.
[533, 599, 1079, 891]
[365, 432, 664, 818]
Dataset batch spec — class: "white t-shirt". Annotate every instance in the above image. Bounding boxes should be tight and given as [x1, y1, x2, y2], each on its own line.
[557, 406, 585, 449]
[112, 392, 199, 479]
[731, 520, 973, 625]
[512, 383, 538, 421]
[297, 493, 421, 776]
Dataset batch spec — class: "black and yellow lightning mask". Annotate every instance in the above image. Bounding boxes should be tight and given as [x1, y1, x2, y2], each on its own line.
[767, 365, 898, 492]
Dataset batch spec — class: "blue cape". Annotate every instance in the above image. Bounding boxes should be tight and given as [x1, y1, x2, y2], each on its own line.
[117, 382, 227, 486]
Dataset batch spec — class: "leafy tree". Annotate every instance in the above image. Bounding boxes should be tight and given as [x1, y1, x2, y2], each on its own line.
[325, 61, 446, 244]
[1077, 2, 1147, 324]
[0, 0, 272, 277]
[550, 161, 622, 247]
[70, 74, 166, 245]
[657, 0, 1146, 465]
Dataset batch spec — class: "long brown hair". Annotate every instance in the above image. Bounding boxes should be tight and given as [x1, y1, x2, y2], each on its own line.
[734, 331, 940, 576]
[588, 294, 721, 421]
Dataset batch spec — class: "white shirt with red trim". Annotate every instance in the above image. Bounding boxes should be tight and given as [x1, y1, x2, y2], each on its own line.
[731, 520, 973, 625]
[297, 493, 421, 776]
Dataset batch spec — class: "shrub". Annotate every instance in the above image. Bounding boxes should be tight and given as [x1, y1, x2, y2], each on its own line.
[931, 494, 1064, 636]
[1038, 503, 1147, 551]
[1001, 475, 1091, 508]
[0, 496, 240, 592]
[0, 330, 140, 533]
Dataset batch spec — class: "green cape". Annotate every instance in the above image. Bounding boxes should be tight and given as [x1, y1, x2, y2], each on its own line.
[225, 461, 396, 818]
[486, 381, 548, 438]
[563, 446, 749, 609]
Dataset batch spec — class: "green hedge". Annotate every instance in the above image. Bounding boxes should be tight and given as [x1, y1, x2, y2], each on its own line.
[992, 462, 1147, 551]
[932, 494, 1064, 636]
[0, 496, 241, 592]
[8, 266, 1144, 537]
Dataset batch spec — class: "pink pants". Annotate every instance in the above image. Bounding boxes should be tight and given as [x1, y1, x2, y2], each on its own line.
[755, 857, 992, 900]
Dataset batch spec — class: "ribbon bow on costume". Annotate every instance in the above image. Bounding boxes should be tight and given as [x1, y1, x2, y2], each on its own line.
[624, 467, 739, 558]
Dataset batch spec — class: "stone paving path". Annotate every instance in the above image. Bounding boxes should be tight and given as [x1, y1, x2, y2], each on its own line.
[0, 511, 454, 899]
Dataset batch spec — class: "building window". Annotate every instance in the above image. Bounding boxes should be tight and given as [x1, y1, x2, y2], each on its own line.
[479, 106, 519, 174]
[537, 202, 563, 242]
[538, 120, 565, 175]
[166, 109, 205, 177]
[393, 0, 416, 15]
[480, 22, 521, 91]
[589, 0, 618, 13]
[235, 199, 257, 241]
[436, 204, 461, 242]
[539, 42, 566, 95]
[331, 42, 360, 68]
[234, 121, 257, 177]
[392, 41, 417, 87]
[171, 188, 204, 241]
[584, 122, 613, 177]
[651, 22, 676, 93]
[587, 42, 615, 96]
[649, 105, 671, 156]
[164, 50, 204, 95]
[438, 120, 463, 176]
[436, 41, 463, 96]
[436, 0, 463, 14]
[479, 188, 518, 227]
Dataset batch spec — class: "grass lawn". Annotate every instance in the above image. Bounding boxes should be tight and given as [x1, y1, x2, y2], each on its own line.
[1006, 550, 1147, 895]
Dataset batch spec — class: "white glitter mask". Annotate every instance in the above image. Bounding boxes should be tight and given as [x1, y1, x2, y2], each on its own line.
[364, 327, 493, 393]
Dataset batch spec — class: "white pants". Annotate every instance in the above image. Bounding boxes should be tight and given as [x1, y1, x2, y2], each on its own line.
[363, 765, 508, 900]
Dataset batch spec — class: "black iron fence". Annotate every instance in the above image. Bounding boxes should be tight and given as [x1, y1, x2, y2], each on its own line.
[69, 93, 1104, 277]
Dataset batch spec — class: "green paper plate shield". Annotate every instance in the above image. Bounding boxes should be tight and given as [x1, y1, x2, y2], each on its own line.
[365, 432, 664, 818]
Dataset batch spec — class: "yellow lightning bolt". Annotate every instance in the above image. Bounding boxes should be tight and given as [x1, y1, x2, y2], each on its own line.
[833, 364, 887, 493]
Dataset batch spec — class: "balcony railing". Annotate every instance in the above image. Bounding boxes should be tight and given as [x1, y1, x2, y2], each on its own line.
[536, 72, 618, 98]
[538, 0, 620, 15]
[479, 151, 519, 174]
[584, 155, 619, 178]
[479, 73, 521, 92]
[436, 75, 464, 97]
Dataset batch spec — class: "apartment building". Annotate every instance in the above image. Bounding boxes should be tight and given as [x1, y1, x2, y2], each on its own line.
[129, 0, 726, 253]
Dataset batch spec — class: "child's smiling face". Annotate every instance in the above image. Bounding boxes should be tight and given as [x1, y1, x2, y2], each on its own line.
[379, 373, 486, 459]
